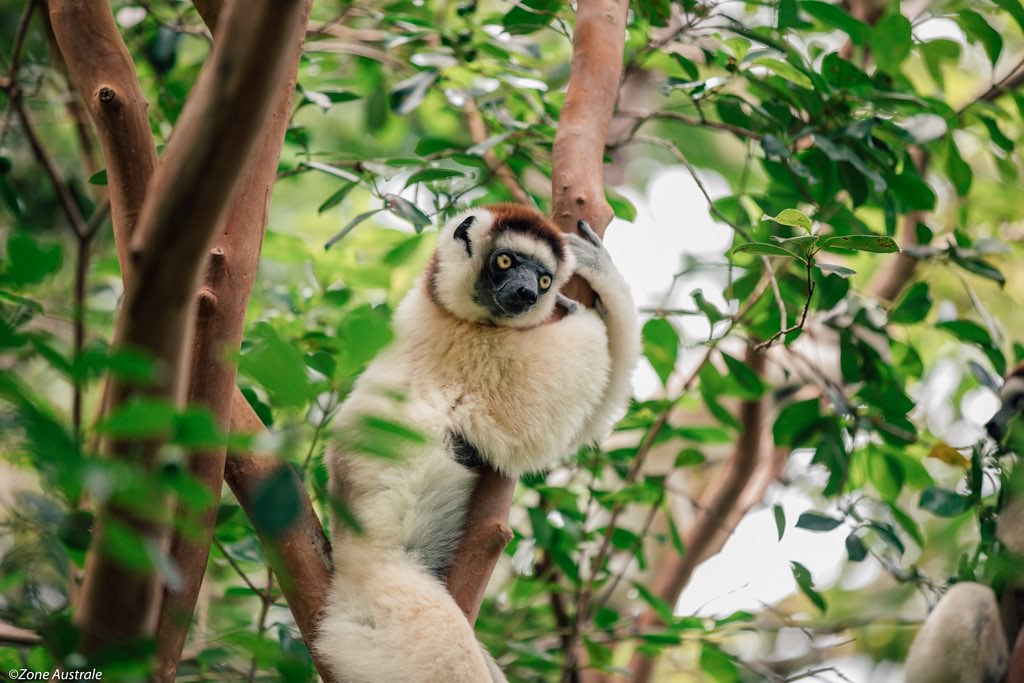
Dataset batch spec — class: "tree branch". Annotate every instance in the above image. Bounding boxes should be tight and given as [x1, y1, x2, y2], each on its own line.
[464, 97, 534, 207]
[71, 0, 308, 652]
[625, 348, 778, 683]
[444, 0, 630, 656]
[152, 0, 313, 678]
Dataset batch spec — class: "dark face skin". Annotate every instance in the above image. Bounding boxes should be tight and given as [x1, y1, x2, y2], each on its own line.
[474, 248, 554, 318]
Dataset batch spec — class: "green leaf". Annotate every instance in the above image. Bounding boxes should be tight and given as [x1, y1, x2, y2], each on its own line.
[383, 193, 432, 232]
[936, 319, 993, 346]
[867, 521, 905, 556]
[773, 398, 821, 446]
[318, 181, 359, 214]
[802, 1, 870, 45]
[389, 70, 438, 115]
[979, 116, 1014, 152]
[763, 208, 813, 233]
[890, 282, 932, 324]
[750, 57, 813, 89]
[992, 0, 1024, 33]
[699, 643, 739, 683]
[642, 318, 679, 386]
[871, 14, 912, 72]
[845, 533, 867, 562]
[692, 289, 727, 325]
[415, 137, 457, 155]
[795, 511, 843, 532]
[819, 234, 900, 253]
[2, 233, 63, 286]
[250, 466, 302, 536]
[239, 323, 316, 409]
[958, 10, 1003, 66]
[675, 448, 706, 468]
[814, 263, 856, 278]
[774, 504, 786, 541]
[732, 242, 805, 260]
[672, 53, 700, 80]
[721, 352, 765, 397]
[324, 208, 383, 249]
[606, 187, 637, 222]
[790, 561, 827, 612]
[99, 397, 177, 438]
[919, 487, 973, 517]
[88, 169, 108, 186]
[951, 254, 1005, 286]
[868, 448, 904, 501]
[403, 168, 466, 188]
[946, 137, 973, 196]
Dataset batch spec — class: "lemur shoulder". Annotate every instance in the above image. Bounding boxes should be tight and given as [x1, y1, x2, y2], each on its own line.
[314, 204, 640, 682]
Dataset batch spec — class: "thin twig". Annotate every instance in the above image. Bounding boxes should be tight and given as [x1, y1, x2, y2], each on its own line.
[618, 108, 764, 142]
[213, 537, 269, 600]
[755, 259, 815, 350]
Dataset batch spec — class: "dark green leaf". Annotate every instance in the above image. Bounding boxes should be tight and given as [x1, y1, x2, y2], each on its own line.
[890, 282, 932, 324]
[819, 234, 900, 253]
[958, 10, 1003, 65]
[936, 319, 993, 346]
[318, 181, 358, 214]
[251, 466, 302, 536]
[919, 487, 973, 517]
[802, 1, 870, 45]
[795, 511, 843, 532]
[721, 352, 765, 397]
[790, 561, 827, 612]
[846, 533, 867, 561]
[774, 504, 786, 541]
[403, 168, 466, 187]
[946, 137, 973, 196]
[88, 169, 108, 186]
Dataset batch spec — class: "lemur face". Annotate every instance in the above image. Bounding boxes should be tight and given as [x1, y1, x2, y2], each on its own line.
[428, 205, 574, 328]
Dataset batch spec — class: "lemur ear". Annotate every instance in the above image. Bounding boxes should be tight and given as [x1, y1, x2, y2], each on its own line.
[453, 215, 475, 257]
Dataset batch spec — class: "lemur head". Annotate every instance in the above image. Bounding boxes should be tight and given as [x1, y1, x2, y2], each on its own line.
[987, 361, 1024, 441]
[427, 204, 574, 327]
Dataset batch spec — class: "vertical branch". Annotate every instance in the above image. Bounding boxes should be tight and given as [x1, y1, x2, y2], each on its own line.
[70, 0, 308, 651]
[624, 350, 777, 683]
[444, 0, 630, 637]
[152, 0, 313, 678]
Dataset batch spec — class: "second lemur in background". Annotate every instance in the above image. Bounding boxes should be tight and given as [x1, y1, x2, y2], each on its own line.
[315, 204, 639, 682]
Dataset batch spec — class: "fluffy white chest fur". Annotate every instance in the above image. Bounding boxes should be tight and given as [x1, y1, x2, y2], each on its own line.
[315, 205, 638, 682]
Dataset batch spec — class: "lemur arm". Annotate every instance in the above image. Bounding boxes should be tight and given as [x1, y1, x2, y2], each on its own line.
[566, 220, 640, 445]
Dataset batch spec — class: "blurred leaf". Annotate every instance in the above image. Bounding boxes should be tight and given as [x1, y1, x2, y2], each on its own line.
[403, 168, 466, 187]
[389, 70, 438, 115]
[790, 561, 827, 612]
[845, 533, 867, 562]
[958, 10, 1003, 65]
[732, 241, 804, 260]
[642, 318, 679, 386]
[890, 282, 931, 324]
[250, 466, 302, 537]
[871, 14, 912, 71]
[318, 181, 359, 214]
[795, 511, 843, 532]
[927, 443, 970, 468]
[919, 487, 973, 517]
[239, 323, 316, 409]
[699, 643, 739, 682]
[383, 194, 432, 232]
[774, 504, 786, 541]
[802, 1, 869, 44]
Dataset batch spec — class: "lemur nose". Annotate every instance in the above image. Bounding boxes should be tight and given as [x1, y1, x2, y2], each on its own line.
[517, 287, 538, 305]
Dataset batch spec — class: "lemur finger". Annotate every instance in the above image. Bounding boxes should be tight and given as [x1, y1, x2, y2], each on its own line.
[576, 219, 603, 247]
[556, 293, 580, 315]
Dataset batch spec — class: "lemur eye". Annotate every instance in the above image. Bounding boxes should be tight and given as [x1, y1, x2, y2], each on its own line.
[496, 254, 513, 270]
[539, 274, 552, 289]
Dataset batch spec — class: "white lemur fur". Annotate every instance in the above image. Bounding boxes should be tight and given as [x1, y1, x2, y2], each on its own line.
[314, 204, 639, 682]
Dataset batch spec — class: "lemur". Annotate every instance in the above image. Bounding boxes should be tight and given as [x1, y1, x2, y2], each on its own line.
[314, 204, 639, 682]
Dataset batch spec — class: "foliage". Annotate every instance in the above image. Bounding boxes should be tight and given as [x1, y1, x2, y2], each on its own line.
[1, 0, 1024, 680]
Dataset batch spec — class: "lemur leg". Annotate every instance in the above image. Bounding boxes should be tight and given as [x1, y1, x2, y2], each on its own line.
[318, 557, 501, 683]
[566, 220, 640, 444]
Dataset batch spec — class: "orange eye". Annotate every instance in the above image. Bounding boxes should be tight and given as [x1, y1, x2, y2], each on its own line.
[496, 254, 512, 269]
[539, 275, 552, 289]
